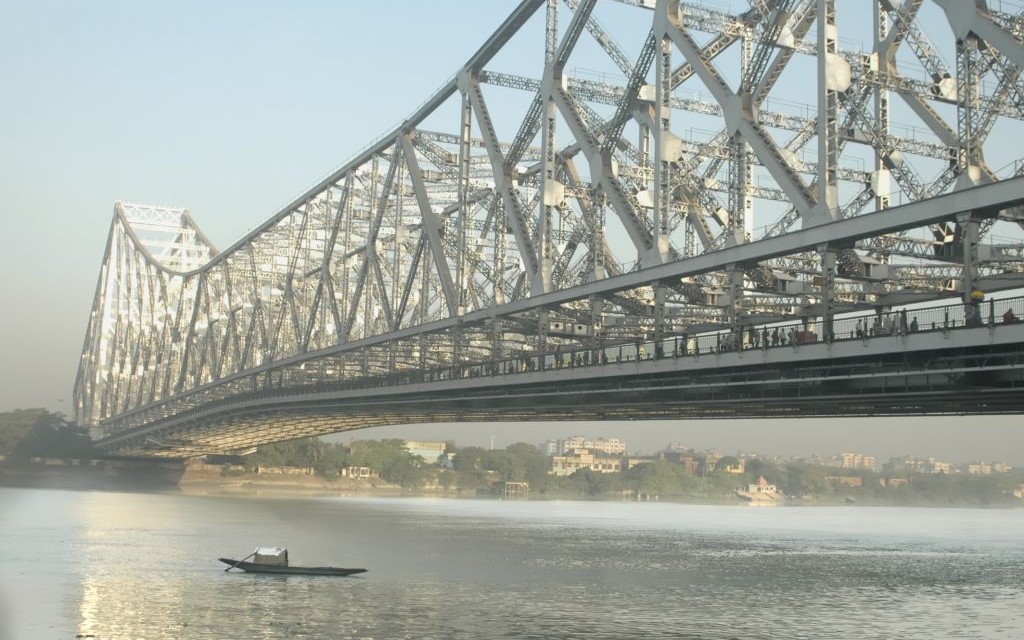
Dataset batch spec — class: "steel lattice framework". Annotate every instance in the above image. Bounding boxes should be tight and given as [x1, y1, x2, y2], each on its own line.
[75, 0, 1024, 455]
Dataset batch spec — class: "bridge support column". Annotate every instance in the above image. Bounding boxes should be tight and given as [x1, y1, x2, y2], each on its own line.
[872, 0, 892, 213]
[456, 85, 472, 313]
[653, 283, 667, 358]
[453, 324, 465, 374]
[490, 317, 503, 375]
[537, 308, 549, 364]
[955, 33, 985, 188]
[418, 333, 427, 373]
[591, 192, 607, 281]
[589, 296, 604, 364]
[536, 0, 559, 294]
[726, 264, 744, 347]
[818, 244, 837, 343]
[958, 211, 982, 325]
[812, 0, 843, 227]
[653, 32, 675, 264]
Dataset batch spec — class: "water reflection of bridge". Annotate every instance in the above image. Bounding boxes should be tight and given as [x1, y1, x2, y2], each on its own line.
[74, 1, 1024, 457]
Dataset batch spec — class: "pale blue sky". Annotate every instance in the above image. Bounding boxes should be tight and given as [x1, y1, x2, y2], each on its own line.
[1, 1, 1021, 464]
[0, 0, 519, 413]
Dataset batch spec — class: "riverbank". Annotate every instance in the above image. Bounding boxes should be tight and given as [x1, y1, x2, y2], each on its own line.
[0, 459, 479, 498]
[179, 462, 414, 497]
[0, 458, 185, 491]
[3, 459, 1022, 507]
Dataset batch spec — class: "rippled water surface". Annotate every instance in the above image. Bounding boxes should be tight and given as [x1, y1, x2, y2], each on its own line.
[0, 487, 1021, 639]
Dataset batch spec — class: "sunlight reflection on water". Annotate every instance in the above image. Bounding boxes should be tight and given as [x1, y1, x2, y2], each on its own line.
[0, 489, 1021, 639]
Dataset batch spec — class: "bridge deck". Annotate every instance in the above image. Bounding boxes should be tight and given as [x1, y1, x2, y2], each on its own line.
[96, 303, 1024, 458]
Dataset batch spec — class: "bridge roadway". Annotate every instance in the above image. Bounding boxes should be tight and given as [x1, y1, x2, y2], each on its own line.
[95, 296, 1024, 458]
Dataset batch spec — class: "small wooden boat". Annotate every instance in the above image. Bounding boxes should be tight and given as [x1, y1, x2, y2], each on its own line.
[220, 547, 366, 576]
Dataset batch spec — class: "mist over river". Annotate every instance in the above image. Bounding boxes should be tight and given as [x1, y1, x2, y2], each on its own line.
[0, 487, 1021, 639]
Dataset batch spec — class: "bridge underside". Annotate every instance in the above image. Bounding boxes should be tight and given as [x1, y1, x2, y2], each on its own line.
[96, 328, 1024, 458]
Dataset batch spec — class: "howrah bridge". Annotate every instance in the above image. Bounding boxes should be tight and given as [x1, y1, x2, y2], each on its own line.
[74, 0, 1024, 458]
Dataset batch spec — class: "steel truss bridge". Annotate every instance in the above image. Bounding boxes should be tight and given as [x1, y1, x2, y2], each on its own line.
[75, 0, 1024, 458]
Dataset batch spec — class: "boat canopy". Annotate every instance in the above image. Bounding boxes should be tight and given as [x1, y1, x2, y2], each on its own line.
[252, 547, 289, 566]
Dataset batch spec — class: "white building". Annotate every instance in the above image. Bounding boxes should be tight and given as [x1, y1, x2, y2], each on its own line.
[546, 436, 626, 456]
[403, 441, 447, 464]
[747, 476, 778, 494]
[549, 449, 622, 477]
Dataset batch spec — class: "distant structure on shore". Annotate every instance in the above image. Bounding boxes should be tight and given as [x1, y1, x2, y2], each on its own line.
[542, 436, 626, 456]
[736, 476, 781, 505]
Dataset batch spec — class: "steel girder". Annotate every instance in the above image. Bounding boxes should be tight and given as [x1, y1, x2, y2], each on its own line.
[76, 0, 1024, 448]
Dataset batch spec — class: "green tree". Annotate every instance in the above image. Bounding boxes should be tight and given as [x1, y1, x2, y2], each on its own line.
[346, 439, 407, 468]
[0, 409, 74, 456]
[314, 442, 350, 476]
[744, 457, 782, 484]
[505, 442, 551, 492]
[450, 446, 489, 472]
[566, 468, 618, 496]
[248, 438, 351, 477]
[714, 455, 741, 473]
[3, 410, 93, 460]
[454, 466, 490, 492]
[346, 439, 426, 488]
[781, 461, 832, 498]
[623, 461, 688, 497]
[383, 455, 427, 488]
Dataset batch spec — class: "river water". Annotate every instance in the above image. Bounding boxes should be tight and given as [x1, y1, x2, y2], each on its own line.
[0, 487, 1021, 640]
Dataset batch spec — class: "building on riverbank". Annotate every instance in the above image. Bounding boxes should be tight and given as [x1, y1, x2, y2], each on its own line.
[550, 449, 622, 477]
[542, 436, 626, 456]
[403, 441, 447, 463]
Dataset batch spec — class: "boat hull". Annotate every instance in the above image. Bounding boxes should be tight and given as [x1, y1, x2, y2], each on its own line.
[219, 558, 367, 576]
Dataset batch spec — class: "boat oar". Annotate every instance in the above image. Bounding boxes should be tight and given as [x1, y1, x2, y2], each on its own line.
[224, 550, 257, 572]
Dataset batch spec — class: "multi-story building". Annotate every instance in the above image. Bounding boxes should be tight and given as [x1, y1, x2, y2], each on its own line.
[549, 449, 622, 476]
[923, 458, 952, 474]
[885, 456, 958, 474]
[658, 450, 701, 475]
[838, 452, 877, 470]
[887, 457, 1011, 475]
[884, 457, 927, 473]
[620, 456, 657, 471]
[657, 449, 737, 475]
[703, 453, 722, 474]
[545, 436, 626, 456]
[966, 462, 993, 475]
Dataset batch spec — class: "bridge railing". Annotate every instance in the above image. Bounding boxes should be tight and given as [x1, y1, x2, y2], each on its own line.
[101, 294, 1024, 435]
[398, 294, 1024, 382]
[291, 294, 1024, 388]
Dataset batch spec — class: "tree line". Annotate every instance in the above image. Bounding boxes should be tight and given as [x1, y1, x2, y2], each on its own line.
[248, 437, 1024, 506]
[0, 409, 92, 460]
[2, 410, 1020, 506]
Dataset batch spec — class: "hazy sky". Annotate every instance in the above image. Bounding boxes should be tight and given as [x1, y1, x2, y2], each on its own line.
[1, 1, 1021, 464]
